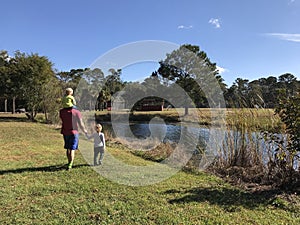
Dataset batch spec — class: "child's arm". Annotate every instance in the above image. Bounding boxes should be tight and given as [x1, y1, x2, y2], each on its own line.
[85, 133, 92, 139]
[73, 97, 77, 106]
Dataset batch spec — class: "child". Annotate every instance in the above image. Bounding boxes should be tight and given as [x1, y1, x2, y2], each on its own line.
[87, 124, 106, 166]
[62, 87, 77, 108]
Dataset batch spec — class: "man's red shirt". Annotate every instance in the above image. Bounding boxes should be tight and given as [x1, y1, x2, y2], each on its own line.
[59, 108, 82, 135]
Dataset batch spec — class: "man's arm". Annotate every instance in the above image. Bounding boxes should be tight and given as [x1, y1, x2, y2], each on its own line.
[78, 118, 88, 134]
[75, 110, 87, 134]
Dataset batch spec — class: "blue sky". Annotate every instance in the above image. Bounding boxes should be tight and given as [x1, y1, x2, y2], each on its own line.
[1, 0, 300, 85]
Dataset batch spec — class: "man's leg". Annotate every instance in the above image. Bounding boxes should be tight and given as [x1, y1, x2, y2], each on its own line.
[66, 149, 75, 169]
[66, 149, 71, 164]
[70, 150, 75, 165]
[65, 134, 78, 170]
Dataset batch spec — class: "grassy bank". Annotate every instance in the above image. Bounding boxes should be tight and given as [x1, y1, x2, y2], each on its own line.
[93, 108, 281, 132]
[0, 114, 299, 224]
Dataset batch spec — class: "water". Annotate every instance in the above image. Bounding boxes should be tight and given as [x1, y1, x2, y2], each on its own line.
[101, 121, 299, 170]
[101, 121, 211, 144]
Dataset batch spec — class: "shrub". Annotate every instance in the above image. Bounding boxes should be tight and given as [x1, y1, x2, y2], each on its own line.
[264, 91, 300, 189]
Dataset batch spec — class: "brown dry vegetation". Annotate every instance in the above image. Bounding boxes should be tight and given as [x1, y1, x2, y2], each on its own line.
[94, 108, 282, 131]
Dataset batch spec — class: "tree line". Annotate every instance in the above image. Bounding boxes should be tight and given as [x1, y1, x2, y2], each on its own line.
[225, 74, 300, 108]
[1, 45, 299, 122]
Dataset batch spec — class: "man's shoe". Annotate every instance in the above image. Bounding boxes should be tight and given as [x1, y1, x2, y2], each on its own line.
[67, 162, 73, 170]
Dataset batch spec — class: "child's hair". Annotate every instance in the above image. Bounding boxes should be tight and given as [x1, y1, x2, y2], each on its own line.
[95, 124, 102, 131]
[65, 88, 73, 95]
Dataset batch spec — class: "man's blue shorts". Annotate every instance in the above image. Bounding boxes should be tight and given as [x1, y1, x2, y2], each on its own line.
[63, 134, 79, 150]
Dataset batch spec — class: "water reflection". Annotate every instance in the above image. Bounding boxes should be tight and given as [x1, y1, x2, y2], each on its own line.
[102, 122, 210, 144]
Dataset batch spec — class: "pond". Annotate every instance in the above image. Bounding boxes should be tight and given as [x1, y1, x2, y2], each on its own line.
[101, 121, 211, 144]
[99, 120, 299, 170]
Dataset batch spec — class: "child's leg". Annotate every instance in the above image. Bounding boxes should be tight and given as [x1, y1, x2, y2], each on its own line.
[99, 148, 104, 164]
[94, 147, 100, 165]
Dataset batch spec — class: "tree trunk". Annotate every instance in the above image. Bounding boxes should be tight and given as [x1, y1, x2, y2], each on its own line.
[30, 110, 36, 121]
[44, 106, 48, 122]
[12, 96, 16, 114]
[4, 99, 7, 112]
[184, 106, 189, 116]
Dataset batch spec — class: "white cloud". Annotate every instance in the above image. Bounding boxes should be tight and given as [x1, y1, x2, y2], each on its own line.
[266, 33, 300, 42]
[209, 18, 221, 28]
[216, 66, 227, 74]
[289, 0, 295, 4]
[177, 25, 193, 29]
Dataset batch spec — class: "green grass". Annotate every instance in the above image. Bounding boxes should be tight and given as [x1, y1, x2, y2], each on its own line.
[0, 114, 299, 224]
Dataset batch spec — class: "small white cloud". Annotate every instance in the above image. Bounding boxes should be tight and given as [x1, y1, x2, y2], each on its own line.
[177, 25, 193, 29]
[266, 33, 300, 42]
[288, 0, 297, 5]
[216, 66, 227, 74]
[209, 18, 221, 28]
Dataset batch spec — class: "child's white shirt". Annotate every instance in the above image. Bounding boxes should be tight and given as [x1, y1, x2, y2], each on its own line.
[88, 132, 105, 148]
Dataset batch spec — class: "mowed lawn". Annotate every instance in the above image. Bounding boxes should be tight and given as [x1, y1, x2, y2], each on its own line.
[0, 114, 299, 224]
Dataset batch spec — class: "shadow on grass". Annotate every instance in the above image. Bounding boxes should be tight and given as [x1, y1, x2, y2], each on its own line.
[0, 163, 90, 175]
[165, 187, 282, 211]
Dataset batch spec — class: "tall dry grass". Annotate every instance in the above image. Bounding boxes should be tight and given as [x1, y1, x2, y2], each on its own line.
[209, 108, 283, 184]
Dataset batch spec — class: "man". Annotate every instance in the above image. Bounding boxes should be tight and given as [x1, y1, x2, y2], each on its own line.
[59, 107, 87, 170]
